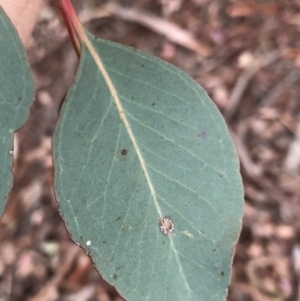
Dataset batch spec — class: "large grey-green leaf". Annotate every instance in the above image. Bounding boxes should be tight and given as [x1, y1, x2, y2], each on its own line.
[53, 29, 243, 301]
[0, 7, 34, 216]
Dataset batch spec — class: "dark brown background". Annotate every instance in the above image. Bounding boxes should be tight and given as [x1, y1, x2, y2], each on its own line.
[1, 0, 300, 300]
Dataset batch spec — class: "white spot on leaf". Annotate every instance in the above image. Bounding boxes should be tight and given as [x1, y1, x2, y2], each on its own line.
[183, 230, 193, 238]
[159, 217, 174, 235]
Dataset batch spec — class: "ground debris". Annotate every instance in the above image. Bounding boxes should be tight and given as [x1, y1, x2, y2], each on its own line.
[2, 0, 300, 300]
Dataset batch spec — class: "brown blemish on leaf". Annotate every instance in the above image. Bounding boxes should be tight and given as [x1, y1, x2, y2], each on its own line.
[121, 149, 128, 156]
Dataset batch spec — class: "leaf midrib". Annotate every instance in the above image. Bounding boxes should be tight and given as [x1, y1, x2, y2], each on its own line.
[81, 34, 163, 219]
[80, 31, 193, 297]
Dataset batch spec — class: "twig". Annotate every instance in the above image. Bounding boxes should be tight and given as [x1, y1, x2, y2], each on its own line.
[229, 129, 262, 178]
[230, 128, 287, 204]
[82, 2, 211, 56]
[260, 70, 300, 108]
[225, 49, 282, 119]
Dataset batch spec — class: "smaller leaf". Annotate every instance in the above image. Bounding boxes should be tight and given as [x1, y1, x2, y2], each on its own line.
[0, 7, 34, 215]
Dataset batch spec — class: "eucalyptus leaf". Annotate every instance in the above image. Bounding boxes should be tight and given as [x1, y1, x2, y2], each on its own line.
[53, 29, 243, 301]
[0, 7, 34, 216]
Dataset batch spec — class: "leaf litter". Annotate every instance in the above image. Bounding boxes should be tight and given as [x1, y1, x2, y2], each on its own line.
[2, 0, 300, 300]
